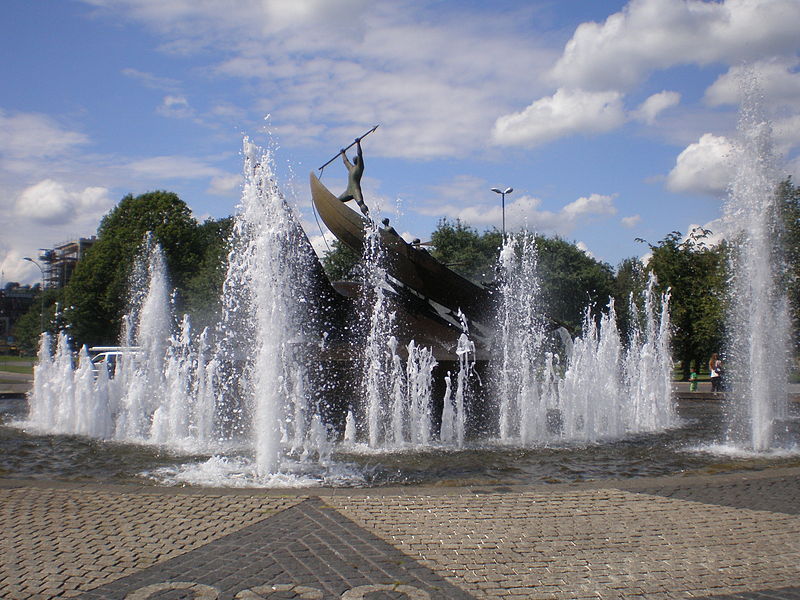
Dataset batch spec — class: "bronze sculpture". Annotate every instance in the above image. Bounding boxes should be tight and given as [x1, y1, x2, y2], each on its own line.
[337, 138, 369, 216]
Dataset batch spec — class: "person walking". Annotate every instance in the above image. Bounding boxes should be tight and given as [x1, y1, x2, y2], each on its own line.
[709, 352, 723, 393]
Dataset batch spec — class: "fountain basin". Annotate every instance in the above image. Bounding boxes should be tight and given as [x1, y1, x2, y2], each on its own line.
[3, 396, 798, 488]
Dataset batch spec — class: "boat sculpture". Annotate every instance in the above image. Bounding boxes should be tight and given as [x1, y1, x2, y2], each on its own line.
[309, 172, 493, 336]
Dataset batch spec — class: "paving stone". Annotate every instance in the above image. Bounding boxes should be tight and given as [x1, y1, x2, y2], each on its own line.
[3, 469, 800, 599]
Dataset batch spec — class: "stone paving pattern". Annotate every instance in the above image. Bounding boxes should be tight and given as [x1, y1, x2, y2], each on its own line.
[329, 488, 800, 599]
[0, 486, 301, 599]
[1, 468, 799, 599]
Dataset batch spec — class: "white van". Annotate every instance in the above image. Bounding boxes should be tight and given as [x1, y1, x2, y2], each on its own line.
[88, 347, 140, 377]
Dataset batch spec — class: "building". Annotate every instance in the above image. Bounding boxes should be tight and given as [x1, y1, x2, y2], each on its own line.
[39, 237, 96, 289]
[0, 282, 36, 350]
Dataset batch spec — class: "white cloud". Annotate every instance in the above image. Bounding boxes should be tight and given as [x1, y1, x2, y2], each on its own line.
[667, 133, 735, 196]
[14, 179, 112, 225]
[125, 155, 223, 180]
[81, 0, 555, 159]
[419, 191, 617, 237]
[621, 214, 642, 228]
[492, 88, 626, 147]
[549, 0, 800, 92]
[121, 68, 181, 92]
[634, 91, 681, 124]
[705, 57, 800, 108]
[157, 95, 194, 119]
[575, 241, 595, 258]
[0, 109, 88, 160]
[207, 173, 242, 196]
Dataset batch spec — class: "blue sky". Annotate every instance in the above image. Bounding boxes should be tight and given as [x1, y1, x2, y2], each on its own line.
[2, 0, 799, 284]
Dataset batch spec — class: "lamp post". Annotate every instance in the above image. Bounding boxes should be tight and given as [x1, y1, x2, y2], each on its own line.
[23, 257, 45, 334]
[491, 187, 513, 236]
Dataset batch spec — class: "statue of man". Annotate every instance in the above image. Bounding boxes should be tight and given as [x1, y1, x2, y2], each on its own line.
[337, 138, 369, 216]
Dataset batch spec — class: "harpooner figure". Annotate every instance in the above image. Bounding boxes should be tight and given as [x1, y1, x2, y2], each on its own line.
[337, 137, 370, 216]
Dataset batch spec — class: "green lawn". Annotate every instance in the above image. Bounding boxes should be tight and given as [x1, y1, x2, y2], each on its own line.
[0, 357, 34, 376]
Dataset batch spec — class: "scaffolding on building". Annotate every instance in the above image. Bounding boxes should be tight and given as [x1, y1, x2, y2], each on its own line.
[39, 237, 97, 289]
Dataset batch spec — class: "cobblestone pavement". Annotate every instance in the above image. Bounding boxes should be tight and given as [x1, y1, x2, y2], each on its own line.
[1, 468, 799, 599]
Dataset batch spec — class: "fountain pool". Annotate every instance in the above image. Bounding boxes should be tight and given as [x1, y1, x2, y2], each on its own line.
[2, 395, 799, 487]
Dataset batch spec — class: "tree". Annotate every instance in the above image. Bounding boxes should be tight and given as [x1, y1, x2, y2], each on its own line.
[64, 191, 203, 347]
[776, 178, 800, 354]
[534, 236, 616, 333]
[641, 229, 726, 379]
[183, 217, 233, 330]
[614, 257, 649, 341]
[428, 219, 502, 284]
[320, 239, 360, 281]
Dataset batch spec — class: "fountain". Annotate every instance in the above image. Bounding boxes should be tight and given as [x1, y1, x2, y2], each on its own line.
[494, 234, 675, 445]
[19, 129, 781, 489]
[723, 73, 792, 452]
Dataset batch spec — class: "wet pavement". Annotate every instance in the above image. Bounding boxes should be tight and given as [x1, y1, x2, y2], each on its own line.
[2, 467, 799, 600]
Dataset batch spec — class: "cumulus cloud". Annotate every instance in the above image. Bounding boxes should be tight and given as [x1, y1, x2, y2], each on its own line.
[81, 0, 555, 159]
[157, 95, 195, 119]
[125, 155, 224, 180]
[492, 88, 626, 147]
[705, 57, 800, 108]
[549, 0, 800, 92]
[667, 133, 734, 196]
[575, 241, 594, 258]
[621, 214, 642, 228]
[207, 173, 242, 195]
[0, 109, 88, 160]
[14, 179, 112, 225]
[634, 91, 681, 124]
[419, 190, 617, 237]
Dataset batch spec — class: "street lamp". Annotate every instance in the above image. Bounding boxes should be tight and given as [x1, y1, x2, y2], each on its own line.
[491, 187, 513, 236]
[23, 257, 45, 334]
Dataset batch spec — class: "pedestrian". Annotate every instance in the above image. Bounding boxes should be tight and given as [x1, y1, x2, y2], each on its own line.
[709, 352, 723, 392]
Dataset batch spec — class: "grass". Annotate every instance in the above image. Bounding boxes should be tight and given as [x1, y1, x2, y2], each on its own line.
[0, 356, 34, 376]
[0, 355, 31, 363]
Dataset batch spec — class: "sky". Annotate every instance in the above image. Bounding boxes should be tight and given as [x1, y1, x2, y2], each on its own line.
[2, 0, 800, 285]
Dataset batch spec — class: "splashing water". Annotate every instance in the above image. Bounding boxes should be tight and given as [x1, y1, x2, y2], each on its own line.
[723, 72, 791, 452]
[494, 234, 675, 444]
[440, 312, 475, 448]
[216, 137, 325, 474]
[22, 141, 684, 487]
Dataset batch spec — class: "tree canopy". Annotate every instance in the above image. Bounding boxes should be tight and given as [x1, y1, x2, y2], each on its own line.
[62, 191, 228, 347]
[639, 228, 727, 378]
[319, 218, 616, 334]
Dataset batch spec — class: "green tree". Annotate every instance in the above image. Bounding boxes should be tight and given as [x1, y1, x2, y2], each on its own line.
[776, 177, 800, 354]
[428, 218, 502, 283]
[613, 257, 649, 340]
[11, 287, 63, 355]
[534, 236, 616, 333]
[320, 239, 360, 281]
[641, 229, 726, 379]
[64, 191, 203, 347]
[183, 217, 233, 330]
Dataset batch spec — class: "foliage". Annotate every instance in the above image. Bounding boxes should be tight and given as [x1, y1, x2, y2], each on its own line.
[320, 239, 360, 281]
[533, 236, 615, 333]
[639, 228, 727, 379]
[429, 219, 502, 284]
[183, 217, 233, 330]
[776, 178, 800, 353]
[63, 191, 208, 347]
[613, 256, 649, 340]
[11, 288, 64, 355]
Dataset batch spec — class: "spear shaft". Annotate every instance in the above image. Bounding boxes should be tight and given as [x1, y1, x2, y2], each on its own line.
[318, 124, 379, 172]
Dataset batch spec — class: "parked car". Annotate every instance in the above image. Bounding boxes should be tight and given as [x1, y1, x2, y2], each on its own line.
[88, 347, 140, 378]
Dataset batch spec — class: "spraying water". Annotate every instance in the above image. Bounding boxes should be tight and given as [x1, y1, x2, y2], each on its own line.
[494, 234, 675, 444]
[216, 137, 325, 474]
[723, 72, 790, 452]
[22, 139, 683, 486]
